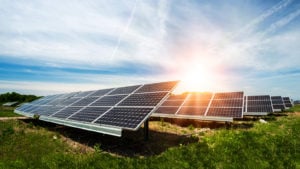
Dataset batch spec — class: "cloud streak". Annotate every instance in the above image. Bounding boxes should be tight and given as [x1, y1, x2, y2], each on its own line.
[0, 0, 299, 99]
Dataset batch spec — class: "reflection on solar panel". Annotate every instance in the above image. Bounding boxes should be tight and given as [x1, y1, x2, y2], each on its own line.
[271, 96, 285, 112]
[206, 92, 244, 119]
[15, 81, 179, 137]
[282, 97, 293, 108]
[244, 95, 273, 116]
[153, 92, 243, 121]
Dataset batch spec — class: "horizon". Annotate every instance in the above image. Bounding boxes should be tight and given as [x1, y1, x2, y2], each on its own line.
[0, 0, 300, 100]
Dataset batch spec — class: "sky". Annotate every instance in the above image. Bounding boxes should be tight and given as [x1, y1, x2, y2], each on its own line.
[0, 0, 299, 99]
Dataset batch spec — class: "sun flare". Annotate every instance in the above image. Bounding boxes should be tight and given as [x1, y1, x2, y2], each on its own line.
[173, 63, 219, 94]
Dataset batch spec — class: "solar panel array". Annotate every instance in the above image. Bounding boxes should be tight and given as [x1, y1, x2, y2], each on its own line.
[153, 92, 244, 121]
[244, 95, 273, 115]
[15, 81, 179, 136]
[271, 96, 285, 111]
[282, 97, 293, 108]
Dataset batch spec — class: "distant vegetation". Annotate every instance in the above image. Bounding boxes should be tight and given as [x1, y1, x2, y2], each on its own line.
[0, 92, 40, 117]
[0, 92, 40, 104]
[0, 111, 299, 169]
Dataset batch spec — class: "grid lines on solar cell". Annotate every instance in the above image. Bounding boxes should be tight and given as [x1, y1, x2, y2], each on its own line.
[178, 107, 207, 116]
[57, 97, 81, 106]
[155, 107, 179, 114]
[71, 97, 98, 106]
[118, 92, 168, 106]
[214, 92, 243, 99]
[161, 100, 184, 106]
[89, 89, 113, 97]
[135, 81, 178, 93]
[282, 97, 292, 107]
[271, 96, 285, 110]
[247, 95, 270, 101]
[38, 106, 65, 116]
[154, 94, 187, 115]
[207, 108, 243, 118]
[69, 107, 110, 122]
[95, 107, 153, 129]
[177, 93, 212, 116]
[91, 95, 127, 106]
[206, 92, 243, 118]
[75, 91, 94, 98]
[52, 106, 83, 119]
[46, 98, 65, 106]
[109, 85, 140, 95]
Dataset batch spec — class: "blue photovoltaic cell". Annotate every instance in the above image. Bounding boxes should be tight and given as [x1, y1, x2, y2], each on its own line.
[95, 107, 153, 129]
[69, 107, 110, 122]
[52, 106, 83, 119]
[14, 81, 179, 135]
[91, 95, 127, 106]
[109, 85, 140, 95]
[71, 97, 98, 106]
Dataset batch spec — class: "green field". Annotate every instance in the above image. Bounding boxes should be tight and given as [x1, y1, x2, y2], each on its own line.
[0, 106, 21, 117]
[0, 107, 299, 169]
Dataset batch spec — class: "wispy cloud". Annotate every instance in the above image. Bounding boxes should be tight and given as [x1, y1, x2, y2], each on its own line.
[0, 0, 299, 99]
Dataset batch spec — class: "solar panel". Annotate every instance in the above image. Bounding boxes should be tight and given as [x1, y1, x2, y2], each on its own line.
[89, 89, 113, 97]
[95, 107, 153, 129]
[91, 95, 127, 106]
[69, 107, 110, 122]
[109, 85, 141, 95]
[206, 92, 244, 119]
[14, 81, 179, 137]
[75, 91, 95, 98]
[71, 97, 98, 106]
[153, 92, 243, 121]
[244, 95, 273, 116]
[177, 107, 207, 116]
[282, 97, 293, 108]
[52, 106, 83, 119]
[135, 81, 178, 93]
[271, 96, 285, 111]
[118, 92, 168, 106]
[155, 107, 179, 114]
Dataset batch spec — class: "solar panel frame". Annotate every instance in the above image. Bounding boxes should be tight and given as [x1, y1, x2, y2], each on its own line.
[13, 80, 180, 136]
[271, 96, 286, 111]
[205, 92, 244, 119]
[243, 95, 274, 116]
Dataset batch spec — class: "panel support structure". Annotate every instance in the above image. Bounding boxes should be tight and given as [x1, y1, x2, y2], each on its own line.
[144, 119, 149, 141]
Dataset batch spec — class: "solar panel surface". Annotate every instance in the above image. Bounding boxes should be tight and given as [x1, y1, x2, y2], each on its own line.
[271, 96, 285, 111]
[153, 92, 243, 121]
[15, 81, 179, 136]
[244, 95, 273, 115]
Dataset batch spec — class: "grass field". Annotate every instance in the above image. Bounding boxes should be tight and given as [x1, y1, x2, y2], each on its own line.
[0, 106, 21, 117]
[0, 106, 299, 169]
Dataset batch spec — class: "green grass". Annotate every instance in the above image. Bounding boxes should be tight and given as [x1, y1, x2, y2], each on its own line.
[287, 104, 300, 112]
[0, 106, 21, 117]
[0, 114, 299, 169]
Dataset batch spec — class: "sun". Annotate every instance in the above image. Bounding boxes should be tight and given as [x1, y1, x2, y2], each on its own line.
[173, 64, 218, 94]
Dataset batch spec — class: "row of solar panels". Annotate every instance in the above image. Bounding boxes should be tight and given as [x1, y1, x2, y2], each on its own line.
[15, 80, 293, 137]
[153, 93, 293, 120]
[15, 81, 179, 136]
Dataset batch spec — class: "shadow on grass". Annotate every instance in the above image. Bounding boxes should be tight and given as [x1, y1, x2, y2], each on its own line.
[21, 119, 198, 157]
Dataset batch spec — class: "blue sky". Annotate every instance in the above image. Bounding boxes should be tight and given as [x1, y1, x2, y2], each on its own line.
[0, 0, 299, 99]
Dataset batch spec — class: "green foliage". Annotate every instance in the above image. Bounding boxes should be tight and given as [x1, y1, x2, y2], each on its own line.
[0, 92, 40, 103]
[0, 115, 299, 169]
[187, 124, 194, 131]
[0, 107, 20, 117]
[93, 143, 102, 153]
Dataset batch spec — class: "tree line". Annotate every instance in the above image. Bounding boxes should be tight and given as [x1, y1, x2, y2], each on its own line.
[0, 92, 40, 103]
